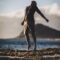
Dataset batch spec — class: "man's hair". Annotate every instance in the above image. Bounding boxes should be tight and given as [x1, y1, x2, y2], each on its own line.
[31, 1, 37, 6]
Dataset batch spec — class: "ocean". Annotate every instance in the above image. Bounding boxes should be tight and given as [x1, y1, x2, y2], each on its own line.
[0, 38, 60, 50]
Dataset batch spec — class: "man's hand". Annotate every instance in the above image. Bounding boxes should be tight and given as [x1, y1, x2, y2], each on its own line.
[46, 18, 49, 22]
[21, 21, 24, 25]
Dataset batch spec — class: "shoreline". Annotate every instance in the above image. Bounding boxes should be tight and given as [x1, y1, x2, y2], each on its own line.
[0, 48, 60, 60]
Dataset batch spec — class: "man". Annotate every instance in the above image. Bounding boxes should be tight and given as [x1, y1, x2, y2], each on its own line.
[21, 1, 49, 51]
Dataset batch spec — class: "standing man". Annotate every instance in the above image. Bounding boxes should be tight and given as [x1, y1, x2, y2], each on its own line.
[21, 1, 49, 51]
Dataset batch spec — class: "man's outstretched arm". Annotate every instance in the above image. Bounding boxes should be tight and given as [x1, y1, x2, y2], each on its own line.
[36, 6, 49, 22]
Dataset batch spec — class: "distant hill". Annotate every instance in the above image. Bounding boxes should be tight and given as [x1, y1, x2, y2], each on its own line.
[18, 24, 60, 38]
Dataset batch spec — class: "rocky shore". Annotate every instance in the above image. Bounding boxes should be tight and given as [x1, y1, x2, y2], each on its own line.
[0, 48, 60, 60]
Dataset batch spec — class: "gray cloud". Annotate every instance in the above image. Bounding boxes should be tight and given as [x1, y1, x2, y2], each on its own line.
[0, 3, 60, 38]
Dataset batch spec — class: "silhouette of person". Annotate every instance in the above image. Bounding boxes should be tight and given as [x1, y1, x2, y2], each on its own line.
[21, 1, 49, 51]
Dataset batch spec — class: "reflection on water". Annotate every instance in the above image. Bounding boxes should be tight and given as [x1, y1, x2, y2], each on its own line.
[0, 38, 60, 50]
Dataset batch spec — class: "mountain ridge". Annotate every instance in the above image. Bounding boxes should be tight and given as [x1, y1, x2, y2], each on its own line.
[18, 24, 60, 38]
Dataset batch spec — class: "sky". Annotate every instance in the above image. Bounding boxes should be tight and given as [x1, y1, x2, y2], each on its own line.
[0, 0, 60, 38]
[0, 0, 60, 13]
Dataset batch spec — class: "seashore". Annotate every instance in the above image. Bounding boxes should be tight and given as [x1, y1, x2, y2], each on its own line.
[0, 48, 60, 60]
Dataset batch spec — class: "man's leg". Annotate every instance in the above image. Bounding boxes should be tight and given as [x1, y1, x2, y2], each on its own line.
[32, 32, 36, 51]
[25, 28, 31, 50]
[31, 27, 36, 51]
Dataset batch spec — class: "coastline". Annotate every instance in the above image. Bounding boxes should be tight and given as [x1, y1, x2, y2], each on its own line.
[0, 48, 60, 60]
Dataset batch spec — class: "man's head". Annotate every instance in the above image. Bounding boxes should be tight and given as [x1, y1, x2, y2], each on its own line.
[31, 1, 37, 6]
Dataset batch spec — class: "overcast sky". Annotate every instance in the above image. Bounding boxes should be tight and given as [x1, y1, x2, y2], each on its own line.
[0, 0, 60, 13]
[0, 0, 60, 38]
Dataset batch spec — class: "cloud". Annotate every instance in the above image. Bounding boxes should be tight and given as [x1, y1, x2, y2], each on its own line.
[0, 3, 60, 39]
[0, 3, 60, 18]
[15, 9, 25, 18]
[0, 16, 23, 38]
[41, 3, 60, 16]
[0, 9, 25, 18]
[35, 3, 60, 31]
[0, 9, 25, 38]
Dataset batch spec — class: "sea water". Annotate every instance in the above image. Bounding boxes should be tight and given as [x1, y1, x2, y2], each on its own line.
[0, 38, 60, 50]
